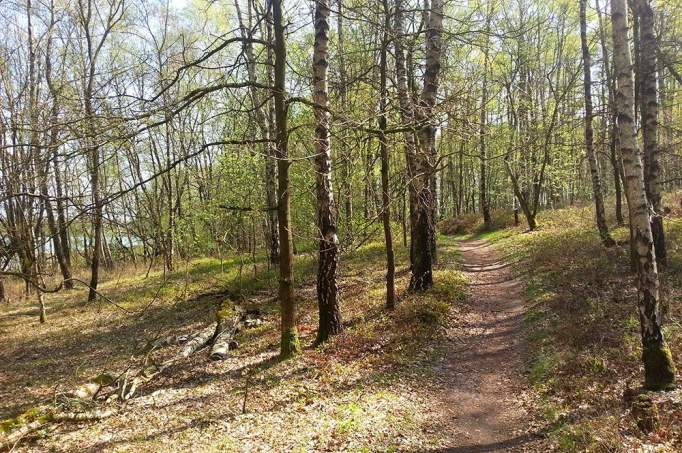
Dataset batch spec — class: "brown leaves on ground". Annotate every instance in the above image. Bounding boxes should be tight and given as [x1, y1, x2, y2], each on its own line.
[0, 238, 469, 452]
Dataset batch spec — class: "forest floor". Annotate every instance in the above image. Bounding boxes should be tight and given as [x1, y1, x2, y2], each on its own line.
[8, 197, 682, 452]
[0, 233, 546, 452]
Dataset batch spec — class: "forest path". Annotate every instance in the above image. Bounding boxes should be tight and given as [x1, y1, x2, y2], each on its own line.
[435, 238, 539, 452]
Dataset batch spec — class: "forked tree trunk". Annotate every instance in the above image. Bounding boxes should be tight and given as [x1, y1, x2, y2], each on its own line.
[313, 0, 342, 344]
[635, 0, 666, 266]
[580, 0, 614, 247]
[273, 0, 300, 359]
[611, 0, 676, 390]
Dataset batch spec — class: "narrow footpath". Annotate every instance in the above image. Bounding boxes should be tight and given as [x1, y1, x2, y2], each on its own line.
[435, 239, 541, 452]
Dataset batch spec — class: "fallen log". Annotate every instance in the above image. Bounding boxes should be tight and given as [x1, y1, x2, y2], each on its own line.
[0, 407, 115, 450]
[1, 298, 265, 449]
[179, 325, 216, 358]
[210, 303, 243, 360]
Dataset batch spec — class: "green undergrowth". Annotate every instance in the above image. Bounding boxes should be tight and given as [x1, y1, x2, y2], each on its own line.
[451, 198, 682, 451]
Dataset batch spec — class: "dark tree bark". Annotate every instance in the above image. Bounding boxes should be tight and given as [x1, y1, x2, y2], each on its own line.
[379, 0, 396, 310]
[409, 0, 443, 291]
[273, 0, 301, 359]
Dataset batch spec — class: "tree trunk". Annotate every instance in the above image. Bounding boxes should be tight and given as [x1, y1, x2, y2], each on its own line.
[273, 0, 301, 359]
[610, 0, 676, 390]
[596, 0, 625, 226]
[635, 0, 666, 266]
[237, 0, 280, 265]
[337, 0, 353, 239]
[312, 0, 342, 344]
[580, 0, 614, 247]
[45, 11, 74, 288]
[379, 0, 396, 310]
[410, 0, 443, 291]
[393, 0, 418, 269]
[479, 6, 492, 230]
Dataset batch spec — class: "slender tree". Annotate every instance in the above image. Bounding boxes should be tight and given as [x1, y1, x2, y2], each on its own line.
[379, 0, 396, 309]
[273, 0, 301, 358]
[479, 4, 492, 230]
[580, 0, 614, 246]
[393, 0, 418, 269]
[313, 0, 342, 344]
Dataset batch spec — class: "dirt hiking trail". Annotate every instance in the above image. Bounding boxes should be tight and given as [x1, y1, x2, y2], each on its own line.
[434, 239, 541, 452]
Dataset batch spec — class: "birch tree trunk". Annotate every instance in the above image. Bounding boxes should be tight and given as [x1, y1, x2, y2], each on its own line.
[635, 0, 666, 266]
[313, 0, 342, 344]
[610, 0, 676, 390]
[580, 0, 614, 247]
[273, 0, 301, 359]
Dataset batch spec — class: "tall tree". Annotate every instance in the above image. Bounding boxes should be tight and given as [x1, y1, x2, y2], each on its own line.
[393, 0, 418, 269]
[409, 0, 443, 291]
[273, 0, 300, 358]
[635, 0, 666, 266]
[580, 0, 614, 246]
[236, 0, 280, 264]
[379, 0, 396, 310]
[312, 0, 342, 344]
[595, 0, 625, 226]
[611, 0, 676, 390]
[76, 0, 124, 301]
[479, 3, 493, 230]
